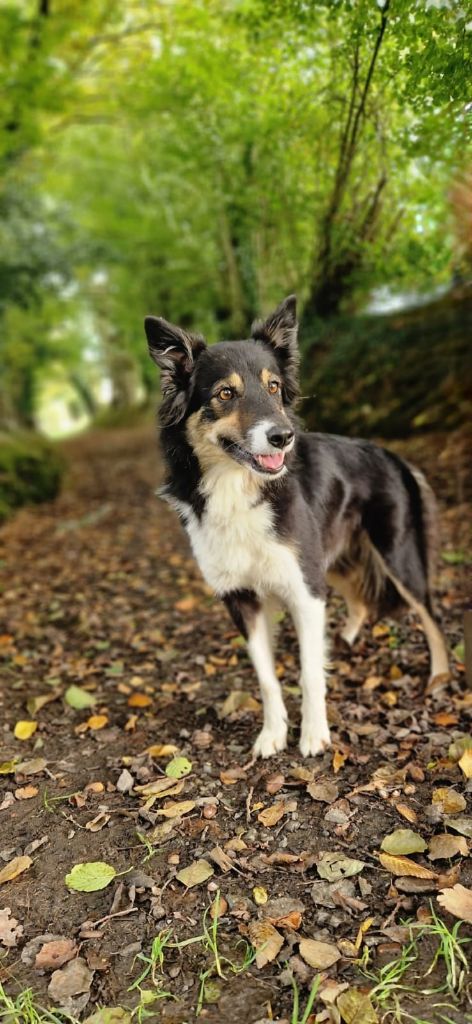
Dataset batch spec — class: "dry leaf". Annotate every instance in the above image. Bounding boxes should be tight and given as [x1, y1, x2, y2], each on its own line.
[14, 720, 38, 741]
[437, 883, 472, 922]
[86, 715, 108, 731]
[317, 852, 364, 881]
[299, 937, 340, 969]
[337, 987, 378, 1024]
[176, 859, 214, 888]
[0, 907, 23, 947]
[307, 781, 339, 803]
[15, 785, 38, 800]
[134, 777, 183, 797]
[395, 803, 417, 823]
[35, 938, 78, 970]
[0, 855, 33, 886]
[219, 766, 247, 786]
[379, 853, 436, 879]
[445, 817, 472, 838]
[257, 801, 286, 827]
[127, 693, 152, 708]
[209, 846, 233, 873]
[432, 788, 466, 814]
[248, 920, 283, 968]
[253, 886, 268, 905]
[380, 829, 427, 855]
[333, 750, 347, 773]
[428, 835, 468, 861]
[156, 800, 195, 818]
[458, 749, 472, 778]
[146, 744, 179, 758]
[85, 812, 110, 832]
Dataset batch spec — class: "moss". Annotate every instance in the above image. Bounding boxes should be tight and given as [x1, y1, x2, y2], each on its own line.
[0, 433, 64, 523]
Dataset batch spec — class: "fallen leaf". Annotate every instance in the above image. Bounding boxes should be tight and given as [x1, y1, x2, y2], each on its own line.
[65, 862, 116, 892]
[333, 750, 347, 773]
[299, 937, 340, 969]
[86, 714, 109, 731]
[176, 859, 214, 888]
[146, 744, 179, 758]
[14, 720, 37, 741]
[0, 759, 19, 774]
[448, 736, 472, 762]
[444, 817, 472, 838]
[248, 920, 284, 968]
[134, 777, 183, 797]
[209, 846, 233, 873]
[434, 712, 458, 726]
[428, 835, 468, 861]
[84, 1010, 131, 1024]
[265, 772, 285, 795]
[15, 785, 38, 800]
[0, 907, 23, 947]
[219, 691, 260, 718]
[35, 938, 78, 970]
[219, 766, 247, 786]
[253, 886, 268, 906]
[116, 769, 134, 794]
[0, 855, 32, 885]
[337, 987, 378, 1024]
[156, 799, 195, 818]
[127, 693, 152, 708]
[15, 757, 48, 775]
[378, 853, 436, 879]
[64, 686, 96, 710]
[317, 852, 364, 881]
[85, 812, 110, 832]
[394, 803, 417, 823]
[437, 883, 472, 922]
[257, 801, 286, 827]
[432, 788, 466, 814]
[380, 829, 427, 855]
[165, 756, 192, 779]
[48, 957, 93, 1006]
[458, 749, 472, 778]
[27, 693, 58, 715]
[307, 781, 339, 803]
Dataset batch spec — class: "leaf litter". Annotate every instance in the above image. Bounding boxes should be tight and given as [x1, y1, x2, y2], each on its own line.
[0, 426, 470, 1023]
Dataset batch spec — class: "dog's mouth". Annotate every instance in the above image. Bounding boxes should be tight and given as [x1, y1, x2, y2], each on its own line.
[219, 439, 286, 475]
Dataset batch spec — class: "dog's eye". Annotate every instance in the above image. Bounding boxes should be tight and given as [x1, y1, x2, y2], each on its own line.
[268, 380, 281, 395]
[218, 387, 234, 401]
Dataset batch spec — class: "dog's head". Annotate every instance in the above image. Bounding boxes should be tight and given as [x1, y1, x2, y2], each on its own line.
[144, 295, 299, 478]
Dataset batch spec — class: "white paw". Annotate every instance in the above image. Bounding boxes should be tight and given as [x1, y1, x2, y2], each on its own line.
[299, 721, 331, 758]
[253, 725, 288, 758]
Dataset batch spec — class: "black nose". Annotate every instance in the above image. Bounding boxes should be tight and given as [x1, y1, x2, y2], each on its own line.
[267, 425, 294, 449]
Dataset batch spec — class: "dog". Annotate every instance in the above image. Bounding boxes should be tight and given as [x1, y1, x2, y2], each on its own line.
[144, 295, 449, 758]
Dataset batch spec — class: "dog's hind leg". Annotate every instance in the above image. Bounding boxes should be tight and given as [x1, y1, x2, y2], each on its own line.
[327, 570, 367, 645]
[223, 590, 288, 757]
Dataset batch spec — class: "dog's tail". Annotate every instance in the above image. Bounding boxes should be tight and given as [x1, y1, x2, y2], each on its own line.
[408, 464, 440, 594]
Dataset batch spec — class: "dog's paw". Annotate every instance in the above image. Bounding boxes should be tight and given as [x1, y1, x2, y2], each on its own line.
[253, 725, 288, 759]
[299, 722, 331, 758]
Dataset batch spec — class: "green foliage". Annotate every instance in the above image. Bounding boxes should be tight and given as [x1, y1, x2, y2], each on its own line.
[0, 0, 470, 432]
[0, 433, 63, 522]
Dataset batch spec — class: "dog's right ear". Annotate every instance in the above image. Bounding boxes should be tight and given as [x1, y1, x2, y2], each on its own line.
[144, 316, 206, 425]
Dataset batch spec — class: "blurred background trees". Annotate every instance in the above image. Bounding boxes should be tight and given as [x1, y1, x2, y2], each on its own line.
[0, 0, 470, 442]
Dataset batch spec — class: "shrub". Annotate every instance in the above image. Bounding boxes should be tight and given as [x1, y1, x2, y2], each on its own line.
[0, 433, 63, 523]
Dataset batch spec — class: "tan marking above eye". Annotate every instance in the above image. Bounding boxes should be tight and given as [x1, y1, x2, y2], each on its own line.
[261, 368, 281, 394]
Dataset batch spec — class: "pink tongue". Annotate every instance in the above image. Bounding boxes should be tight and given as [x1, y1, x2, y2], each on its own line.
[257, 451, 285, 471]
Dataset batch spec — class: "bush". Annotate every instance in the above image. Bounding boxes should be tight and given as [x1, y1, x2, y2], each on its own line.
[0, 433, 64, 523]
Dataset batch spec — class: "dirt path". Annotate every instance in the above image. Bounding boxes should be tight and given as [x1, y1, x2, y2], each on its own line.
[0, 426, 470, 1024]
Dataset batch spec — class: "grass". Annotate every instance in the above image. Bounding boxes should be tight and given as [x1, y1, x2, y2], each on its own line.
[0, 985, 76, 1024]
[289, 973, 321, 1024]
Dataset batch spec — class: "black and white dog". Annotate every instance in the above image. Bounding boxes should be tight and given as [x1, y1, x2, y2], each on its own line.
[144, 296, 448, 758]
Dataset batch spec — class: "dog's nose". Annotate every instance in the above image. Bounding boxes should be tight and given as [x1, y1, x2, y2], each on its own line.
[267, 425, 294, 449]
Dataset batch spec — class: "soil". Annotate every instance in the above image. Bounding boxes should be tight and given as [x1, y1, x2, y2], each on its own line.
[0, 424, 471, 1024]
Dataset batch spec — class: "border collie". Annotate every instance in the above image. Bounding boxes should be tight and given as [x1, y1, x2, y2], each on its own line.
[144, 296, 449, 758]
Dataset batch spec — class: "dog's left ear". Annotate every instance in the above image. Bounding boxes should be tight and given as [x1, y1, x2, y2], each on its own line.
[251, 295, 299, 403]
[144, 316, 206, 425]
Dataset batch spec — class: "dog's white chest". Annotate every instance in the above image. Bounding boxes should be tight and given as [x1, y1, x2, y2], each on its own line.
[172, 467, 301, 598]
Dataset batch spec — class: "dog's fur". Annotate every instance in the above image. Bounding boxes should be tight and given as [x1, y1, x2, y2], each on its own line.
[144, 295, 449, 757]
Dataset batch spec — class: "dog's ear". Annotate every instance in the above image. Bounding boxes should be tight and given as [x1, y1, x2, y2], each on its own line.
[144, 316, 206, 425]
[251, 295, 299, 403]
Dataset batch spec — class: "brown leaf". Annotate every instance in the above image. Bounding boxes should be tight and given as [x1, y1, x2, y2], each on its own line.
[428, 835, 469, 861]
[432, 788, 467, 814]
[248, 920, 284, 968]
[257, 801, 286, 827]
[299, 937, 340, 969]
[35, 938, 78, 970]
[265, 772, 285, 795]
[156, 800, 195, 818]
[394, 803, 417, 823]
[219, 766, 247, 786]
[0, 855, 32, 886]
[208, 846, 233, 873]
[458, 749, 472, 778]
[0, 907, 23, 948]
[337, 987, 378, 1024]
[307, 780, 339, 803]
[437, 883, 472, 922]
[176, 859, 214, 887]
[378, 853, 437, 879]
[15, 785, 38, 800]
[48, 957, 93, 1004]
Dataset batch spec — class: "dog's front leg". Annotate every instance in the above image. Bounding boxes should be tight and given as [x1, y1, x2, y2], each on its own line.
[291, 593, 330, 757]
[223, 591, 288, 757]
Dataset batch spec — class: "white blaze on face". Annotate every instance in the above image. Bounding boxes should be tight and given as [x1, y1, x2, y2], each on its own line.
[247, 418, 294, 472]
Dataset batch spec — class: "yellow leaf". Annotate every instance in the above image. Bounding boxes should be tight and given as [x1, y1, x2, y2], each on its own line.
[87, 714, 109, 731]
[257, 801, 286, 827]
[337, 987, 378, 1024]
[379, 853, 437, 879]
[372, 623, 390, 638]
[127, 693, 152, 708]
[395, 802, 417, 823]
[390, 664, 403, 680]
[253, 886, 268, 905]
[355, 916, 375, 950]
[0, 855, 32, 885]
[146, 744, 179, 758]
[14, 721, 38, 741]
[458, 749, 472, 779]
[156, 800, 196, 818]
[432, 788, 466, 814]
[333, 750, 347, 773]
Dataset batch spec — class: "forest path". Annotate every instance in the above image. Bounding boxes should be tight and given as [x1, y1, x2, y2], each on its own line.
[0, 425, 470, 1024]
